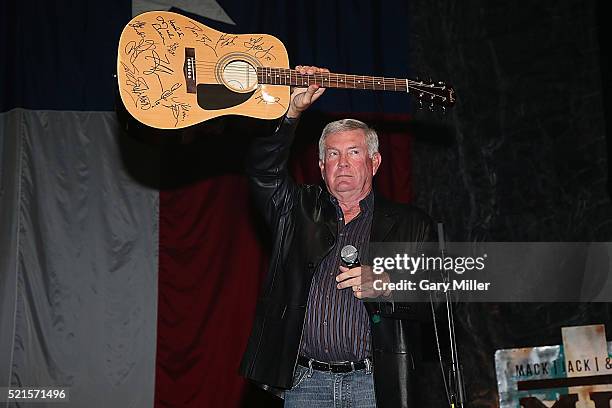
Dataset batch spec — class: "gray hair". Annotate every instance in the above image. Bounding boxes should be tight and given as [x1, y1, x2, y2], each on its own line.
[318, 119, 379, 161]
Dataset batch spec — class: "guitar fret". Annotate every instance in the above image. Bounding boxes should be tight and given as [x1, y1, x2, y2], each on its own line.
[255, 68, 411, 93]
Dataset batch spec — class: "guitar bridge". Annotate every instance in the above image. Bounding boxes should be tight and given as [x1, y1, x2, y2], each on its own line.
[184, 48, 196, 93]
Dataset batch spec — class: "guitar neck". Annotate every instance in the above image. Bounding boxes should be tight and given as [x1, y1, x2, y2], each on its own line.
[256, 67, 455, 107]
[257, 67, 408, 91]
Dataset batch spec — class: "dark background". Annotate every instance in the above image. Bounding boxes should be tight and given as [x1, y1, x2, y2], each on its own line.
[408, 1, 612, 406]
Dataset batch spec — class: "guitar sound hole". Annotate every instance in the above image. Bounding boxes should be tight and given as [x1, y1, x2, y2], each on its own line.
[221, 60, 258, 92]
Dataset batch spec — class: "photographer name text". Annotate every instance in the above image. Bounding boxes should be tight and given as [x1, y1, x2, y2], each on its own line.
[374, 279, 491, 292]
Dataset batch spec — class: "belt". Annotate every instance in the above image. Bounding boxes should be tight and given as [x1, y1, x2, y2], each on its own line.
[298, 356, 370, 373]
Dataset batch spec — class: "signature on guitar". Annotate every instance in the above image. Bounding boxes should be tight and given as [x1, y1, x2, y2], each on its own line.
[125, 38, 155, 69]
[244, 37, 276, 61]
[163, 99, 190, 126]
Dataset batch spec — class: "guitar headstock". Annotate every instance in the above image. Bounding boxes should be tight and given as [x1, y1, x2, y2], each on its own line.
[408, 79, 456, 110]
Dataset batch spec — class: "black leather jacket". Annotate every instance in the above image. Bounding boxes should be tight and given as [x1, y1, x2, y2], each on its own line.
[239, 117, 436, 408]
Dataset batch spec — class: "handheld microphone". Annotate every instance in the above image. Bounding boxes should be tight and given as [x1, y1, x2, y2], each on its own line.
[340, 245, 361, 268]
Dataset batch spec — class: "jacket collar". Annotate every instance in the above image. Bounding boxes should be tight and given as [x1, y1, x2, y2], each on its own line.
[371, 192, 399, 242]
[321, 190, 339, 239]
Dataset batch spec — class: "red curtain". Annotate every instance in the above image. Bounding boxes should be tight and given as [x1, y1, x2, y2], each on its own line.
[155, 114, 413, 407]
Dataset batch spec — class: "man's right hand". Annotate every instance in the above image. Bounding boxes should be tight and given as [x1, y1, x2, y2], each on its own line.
[286, 65, 329, 119]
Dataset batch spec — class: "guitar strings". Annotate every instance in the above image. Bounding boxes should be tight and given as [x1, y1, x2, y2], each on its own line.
[184, 74, 447, 98]
[190, 63, 434, 83]
[187, 61, 445, 83]
[173, 78, 445, 99]
[151, 75, 446, 98]
[132, 60, 448, 97]
[188, 61, 444, 83]
[188, 60, 436, 84]
[189, 66, 441, 85]
[189, 67, 448, 90]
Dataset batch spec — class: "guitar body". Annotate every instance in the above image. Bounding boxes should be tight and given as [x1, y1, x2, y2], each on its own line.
[117, 11, 290, 129]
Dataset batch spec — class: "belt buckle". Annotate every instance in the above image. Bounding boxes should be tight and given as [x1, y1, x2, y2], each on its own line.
[330, 361, 352, 373]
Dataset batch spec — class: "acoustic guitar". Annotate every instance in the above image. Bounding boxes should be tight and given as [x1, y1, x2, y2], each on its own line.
[117, 11, 455, 129]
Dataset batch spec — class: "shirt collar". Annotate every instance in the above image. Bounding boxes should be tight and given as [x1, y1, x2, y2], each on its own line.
[329, 190, 374, 213]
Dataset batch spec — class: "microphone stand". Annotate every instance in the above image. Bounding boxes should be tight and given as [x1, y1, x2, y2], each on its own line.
[437, 223, 466, 408]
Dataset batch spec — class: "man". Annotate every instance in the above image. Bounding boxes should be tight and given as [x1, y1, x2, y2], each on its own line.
[240, 66, 436, 407]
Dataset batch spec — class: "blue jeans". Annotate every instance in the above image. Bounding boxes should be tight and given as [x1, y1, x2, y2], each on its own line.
[284, 364, 377, 408]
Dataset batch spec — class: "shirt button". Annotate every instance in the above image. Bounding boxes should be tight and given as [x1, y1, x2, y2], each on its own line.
[325, 349, 329, 353]
[339, 232, 344, 237]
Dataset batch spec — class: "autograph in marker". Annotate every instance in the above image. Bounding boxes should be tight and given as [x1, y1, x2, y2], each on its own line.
[244, 37, 276, 60]
[163, 99, 190, 126]
[125, 38, 155, 69]
[152, 15, 170, 44]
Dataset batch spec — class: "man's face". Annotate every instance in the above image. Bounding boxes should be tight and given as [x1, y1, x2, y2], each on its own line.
[319, 129, 381, 199]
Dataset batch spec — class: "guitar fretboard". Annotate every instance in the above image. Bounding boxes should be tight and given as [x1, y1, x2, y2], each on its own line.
[256, 67, 409, 92]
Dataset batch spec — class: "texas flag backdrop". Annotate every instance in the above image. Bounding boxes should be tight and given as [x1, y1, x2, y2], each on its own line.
[0, 1, 415, 406]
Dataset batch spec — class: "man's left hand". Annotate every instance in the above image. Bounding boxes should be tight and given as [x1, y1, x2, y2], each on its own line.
[336, 265, 391, 299]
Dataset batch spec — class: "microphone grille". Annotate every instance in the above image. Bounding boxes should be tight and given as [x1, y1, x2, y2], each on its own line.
[340, 245, 359, 264]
